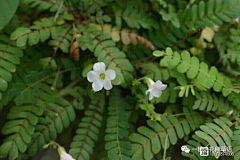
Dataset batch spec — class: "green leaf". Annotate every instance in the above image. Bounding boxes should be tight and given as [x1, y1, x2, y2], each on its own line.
[0, 0, 19, 30]
[104, 88, 131, 160]
[130, 108, 204, 160]
[160, 48, 234, 96]
[11, 18, 59, 47]
[69, 92, 105, 160]
[82, 64, 93, 77]
[183, 117, 233, 159]
[0, 141, 12, 158]
[113, 5, 158, 30]
[39, 57, 57, 71]
[153, 50, 165, 57]
[177, 51, 191, 73]
[10, 27, 31, 40]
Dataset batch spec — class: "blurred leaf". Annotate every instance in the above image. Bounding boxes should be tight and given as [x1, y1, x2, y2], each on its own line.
[39, 57, 57, 71]
[0, 0, 19, 30]
[82, 63, 93, 77]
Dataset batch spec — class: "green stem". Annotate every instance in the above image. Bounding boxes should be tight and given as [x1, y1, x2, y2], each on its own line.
[59, 78, 82, 96]
[203, 111, 218, 119]
[163, 134, 169, 160]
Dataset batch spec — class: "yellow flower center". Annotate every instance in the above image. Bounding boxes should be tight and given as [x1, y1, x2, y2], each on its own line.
[99, 73, 106, 80]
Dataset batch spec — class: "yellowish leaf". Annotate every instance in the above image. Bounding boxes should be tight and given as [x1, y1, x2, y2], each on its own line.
[121, 28, 131, 45]
[103, 24, 111, 36]
[201, 27, 214, 42]
[111, 26, 121, 42]
[130, 33, 138, 45]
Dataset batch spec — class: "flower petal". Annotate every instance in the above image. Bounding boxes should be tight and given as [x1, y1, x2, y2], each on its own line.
[145, 88, 152, 95]
[93, 62, 105, 73]
[159, 84, 167, 90]
[145, 90, 150, 95]
[87, 71, 99, 82]
[155, 80, 167, 90]
[152, 88, 162, 97]
[106, 69, 116, 80]
[149, 93, 154, 100]
[92, 80, 103, 92]
[154, 80, 163, 88]
[103, 78, 112, 90]
[60, 152, 75, 160]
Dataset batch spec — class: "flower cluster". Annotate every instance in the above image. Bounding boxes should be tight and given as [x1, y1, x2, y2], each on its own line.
[87, 62, 167, 101]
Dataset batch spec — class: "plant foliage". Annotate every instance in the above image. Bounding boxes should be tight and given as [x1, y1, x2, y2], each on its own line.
[0, 0, 240, 160]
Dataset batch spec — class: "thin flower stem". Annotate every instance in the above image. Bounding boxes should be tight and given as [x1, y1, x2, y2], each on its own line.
[137, 77, 150, 82]
[54, 1, 64, 22]
[203, 110, 218, 119]
[163, 134, 169, 160]
[51, 66, 61, 91]
[168, 113, 200, 117]
[59, 78, 82, 96]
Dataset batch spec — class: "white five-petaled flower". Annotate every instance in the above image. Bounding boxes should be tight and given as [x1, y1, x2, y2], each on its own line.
[87, 62, 116, 92]
[145, 79, 167, 101]
[58, 147, 75, 160]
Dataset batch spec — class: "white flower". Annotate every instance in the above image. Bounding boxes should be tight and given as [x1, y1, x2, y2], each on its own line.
[145, 80, 167, 101]
[234, 18, 240, 23]
[87, 62, 116, 92]
[60, 152, 75, 160]
[58, 146, 75, 160]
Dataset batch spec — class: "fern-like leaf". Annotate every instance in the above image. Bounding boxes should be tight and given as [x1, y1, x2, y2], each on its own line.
[193, 92, 240, 116]
[22, 0, 67, 13]
[11, 70, 62, 106]
[182, 117, 234, 159]
[227, 92, 240, 109]
[113, 5, 157, 29]
[0, 104, 44, 160]
[0, 82, 74, 159]
[10, 17, 59, 47]
[129, 107, 204, 160]
[182, 0, 240, 29]
[149, 0, 240, 50]
[158, 47, 233, 96]
[90, 23, 155, 50]
[61, 86, 86, 110]
[27, 89, 76, 156]
[0, 46, 43, 110]
[105, 88, 131, 160]
[232, 125, 240, 160]
[0, 35, 23, 110]
[69, 92, 105, 160]
[48, 24, 73, 53]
